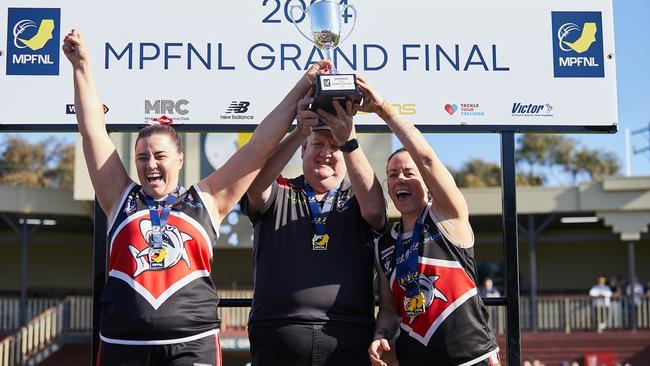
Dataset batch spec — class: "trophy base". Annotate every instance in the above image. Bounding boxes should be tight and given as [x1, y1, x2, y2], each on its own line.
[311, 74, 363, 114]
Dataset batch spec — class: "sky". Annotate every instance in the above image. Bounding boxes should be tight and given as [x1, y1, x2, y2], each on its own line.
[13, 0, 650, 180]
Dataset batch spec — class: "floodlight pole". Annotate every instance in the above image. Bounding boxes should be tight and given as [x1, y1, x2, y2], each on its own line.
[500, 132, 521, 365]
[92, 198, 108, 366]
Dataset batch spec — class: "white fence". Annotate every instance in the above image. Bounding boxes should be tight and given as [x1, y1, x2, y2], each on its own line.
[0, 296, 91, 366]
[1, 293, 648, 365]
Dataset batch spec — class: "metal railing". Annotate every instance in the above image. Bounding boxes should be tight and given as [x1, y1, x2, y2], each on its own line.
[0, 296, 92, 366]
[216, 291, 650, 334]
[0, 298, 60, 331]
[1, 292, 648, 365]
[217, 290, 251, 330]
[488, 295, 650, 333]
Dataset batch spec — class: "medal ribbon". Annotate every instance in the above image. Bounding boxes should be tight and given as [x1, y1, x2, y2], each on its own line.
[304, 184, 339, 236]
[394, 207, 427, 298]
[141, 187, 180, 249]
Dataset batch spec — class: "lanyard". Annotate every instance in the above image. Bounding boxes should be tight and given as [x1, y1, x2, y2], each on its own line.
[394, 208, 427, 298]
[304, 184, 339, 236]
[141, 187, 180, 249]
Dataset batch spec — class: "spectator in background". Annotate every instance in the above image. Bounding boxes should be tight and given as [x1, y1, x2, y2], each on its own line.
[646, 280, 650, 296]
[590, 276, 613, 307]
[626, 276, 644, 305]
[589, 276, 612, 331]
[609, 274, 625, 327]
[608, 274, 624, 297]
[480, 278, 501, 298]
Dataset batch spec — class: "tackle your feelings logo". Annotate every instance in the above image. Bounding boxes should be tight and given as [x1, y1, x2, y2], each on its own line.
[6, 8, 61, 75]
[552, 11, 604, 78]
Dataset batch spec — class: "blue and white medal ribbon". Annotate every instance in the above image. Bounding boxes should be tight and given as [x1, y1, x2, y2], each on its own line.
[304, 184, 339, 251]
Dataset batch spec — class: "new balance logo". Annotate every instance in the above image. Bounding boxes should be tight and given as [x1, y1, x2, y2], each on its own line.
[226, 101, 250, 114]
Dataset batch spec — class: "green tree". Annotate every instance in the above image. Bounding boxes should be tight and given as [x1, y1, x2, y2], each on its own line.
[515, 134, 575, 185]
[452, 134, 620, 188]
[452, 159, 543, 188]
[452, 159, 501, 188]
[568, 148, 620, 185]
[0, 135, 74, 188]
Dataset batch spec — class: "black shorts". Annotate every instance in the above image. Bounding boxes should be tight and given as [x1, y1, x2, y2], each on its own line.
[396, 333, 500, 366]
[248, 321, 373, 366]
[97, 332, 222, 366]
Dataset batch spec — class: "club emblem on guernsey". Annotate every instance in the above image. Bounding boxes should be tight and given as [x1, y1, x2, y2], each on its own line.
[404, 275, 448, 323]
[391, 258, 478, 345]
[129, 219, 192, 276]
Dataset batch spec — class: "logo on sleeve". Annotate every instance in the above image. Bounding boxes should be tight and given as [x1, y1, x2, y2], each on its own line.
[6, 8, 60, 75]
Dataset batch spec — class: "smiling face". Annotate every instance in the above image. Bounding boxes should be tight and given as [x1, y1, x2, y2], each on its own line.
[135, 134, 184, 200]
[301, 130, 346, 193]
[386, 150, 428, 217]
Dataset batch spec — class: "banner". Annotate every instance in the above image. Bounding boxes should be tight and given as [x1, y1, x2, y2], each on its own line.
[0, 0, 617, 131]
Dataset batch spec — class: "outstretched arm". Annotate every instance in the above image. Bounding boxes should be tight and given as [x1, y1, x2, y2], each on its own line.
[356, 76, 472, 245]
[63, 29, 130, 215]
[198, 61, 332, 223]
[316, 100, 386, 230]
[245, 93, 319, 215]
[369, 255, 399, 366]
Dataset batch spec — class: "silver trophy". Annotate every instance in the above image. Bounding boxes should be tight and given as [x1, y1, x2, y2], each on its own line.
[290, 0, 361, 113]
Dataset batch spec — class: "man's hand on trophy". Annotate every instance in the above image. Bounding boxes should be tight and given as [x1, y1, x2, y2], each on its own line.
[317, 100, 356, 145]
[296, 89, 319, 138]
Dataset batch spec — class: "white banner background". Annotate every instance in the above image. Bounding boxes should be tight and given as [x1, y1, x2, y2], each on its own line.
[0, 0, 617, 130]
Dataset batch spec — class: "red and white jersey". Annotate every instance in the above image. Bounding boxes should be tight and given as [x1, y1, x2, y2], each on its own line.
[375, 204, 498, 364]
[100, 182, 220, 344]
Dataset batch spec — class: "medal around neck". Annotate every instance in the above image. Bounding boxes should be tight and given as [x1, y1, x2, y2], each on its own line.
[312, 233, 330, 250]
[290, 0, 362, 114]
[404, 291, 427, 317]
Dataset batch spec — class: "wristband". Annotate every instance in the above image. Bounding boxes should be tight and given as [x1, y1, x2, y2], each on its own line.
[339, 138, 359, 153]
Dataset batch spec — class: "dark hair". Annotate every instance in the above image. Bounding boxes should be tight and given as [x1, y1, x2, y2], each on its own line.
[387, 147, 408, 165]
[386, 147, 432, 201]
[135, 124, 184, 154]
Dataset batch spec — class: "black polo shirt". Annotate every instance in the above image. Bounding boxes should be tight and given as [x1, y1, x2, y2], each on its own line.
[241, 175, 375, 325]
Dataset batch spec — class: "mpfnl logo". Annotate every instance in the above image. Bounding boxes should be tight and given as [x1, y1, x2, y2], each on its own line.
[552, 12, 604, 78]
[6, 8, 61, 75]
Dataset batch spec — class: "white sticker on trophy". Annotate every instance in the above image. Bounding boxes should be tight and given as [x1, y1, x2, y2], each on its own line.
[320, 75, 356, 91]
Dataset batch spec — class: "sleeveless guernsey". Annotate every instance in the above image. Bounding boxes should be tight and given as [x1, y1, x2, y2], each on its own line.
[100, 182, 220, 343]
[375, 204, 498, 365]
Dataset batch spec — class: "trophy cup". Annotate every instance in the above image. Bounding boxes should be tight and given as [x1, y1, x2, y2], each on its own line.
[290, 0, 362, 113]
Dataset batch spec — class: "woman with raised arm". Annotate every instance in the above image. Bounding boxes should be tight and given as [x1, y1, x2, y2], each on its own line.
[356, 77, 501, 366]
[62, 28, 331, 366]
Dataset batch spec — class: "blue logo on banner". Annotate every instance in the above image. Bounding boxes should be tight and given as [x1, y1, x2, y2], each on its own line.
[6, 8, 61, 76]
[551, 12, 604, 78]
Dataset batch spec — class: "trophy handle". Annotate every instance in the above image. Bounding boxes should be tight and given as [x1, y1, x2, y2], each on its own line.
[289, 4, 316, 45]
[339, 4, 357, 45]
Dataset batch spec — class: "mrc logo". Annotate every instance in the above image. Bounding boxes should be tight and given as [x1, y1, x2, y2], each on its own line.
[551, 11, 604, 78]
[5, 8, 61, 76]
